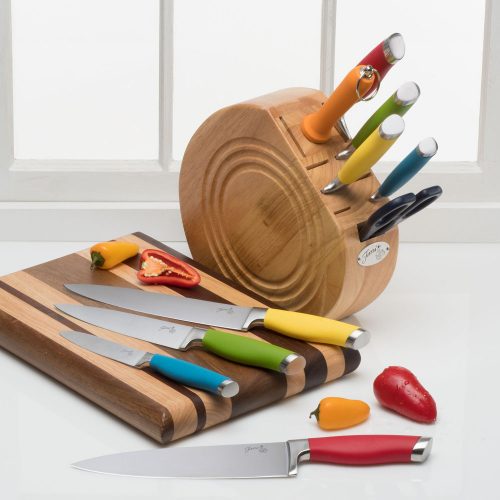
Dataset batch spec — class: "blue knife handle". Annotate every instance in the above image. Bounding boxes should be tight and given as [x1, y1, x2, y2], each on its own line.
[150, 354, 238, 397]
[377, 142, 436, 198]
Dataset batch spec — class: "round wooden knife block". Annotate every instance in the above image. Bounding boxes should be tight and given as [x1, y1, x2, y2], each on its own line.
[179, 88, 398, 319]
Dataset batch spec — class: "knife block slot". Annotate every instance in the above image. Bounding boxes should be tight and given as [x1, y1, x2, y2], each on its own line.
[179, 88, 398, 319]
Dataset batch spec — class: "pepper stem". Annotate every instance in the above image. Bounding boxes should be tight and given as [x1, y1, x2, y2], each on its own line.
[90, 251, 105, 271]
[309, 406, 320, 421]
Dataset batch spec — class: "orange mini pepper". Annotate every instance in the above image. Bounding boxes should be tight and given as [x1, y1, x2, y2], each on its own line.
[309, 397, 370, 430]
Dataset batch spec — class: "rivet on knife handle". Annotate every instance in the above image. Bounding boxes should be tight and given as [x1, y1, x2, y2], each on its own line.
[261, 309, 369, 349]
[301, 65, 378, 144]
[202, 329, 306, 374]
[371, 137, 438, 201]
[322, 114, 405, 194]
[337, 81, 420, 160]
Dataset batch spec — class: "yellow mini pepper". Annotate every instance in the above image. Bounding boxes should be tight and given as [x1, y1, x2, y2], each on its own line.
[309, 397, 370, 430]
[90, 241, 139, 270]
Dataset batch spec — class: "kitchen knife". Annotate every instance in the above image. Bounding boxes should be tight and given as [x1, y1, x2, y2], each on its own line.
[72, 435, 433, 478]
[370, 137, 438, 201]
[358, 186, 443, 242]
[65, 284, 370, 349]
[322, 114, 404, 194]
[60, 331, 239, 397]
[301, 65, 378, 144]
[55, 304, 305, 374]
[336, 81, 420, 160]
[359, 33, 405, 90]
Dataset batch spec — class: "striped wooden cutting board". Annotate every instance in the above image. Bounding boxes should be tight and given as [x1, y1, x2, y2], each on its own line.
[0, 232, 360, 443]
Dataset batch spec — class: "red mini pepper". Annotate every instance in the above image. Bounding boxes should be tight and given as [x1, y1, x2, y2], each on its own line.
[373, 366, 437, 424]
[137, 249, 201, 288]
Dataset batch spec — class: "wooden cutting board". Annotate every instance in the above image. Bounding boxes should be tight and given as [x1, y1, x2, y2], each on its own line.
[0, 232, 360, 443]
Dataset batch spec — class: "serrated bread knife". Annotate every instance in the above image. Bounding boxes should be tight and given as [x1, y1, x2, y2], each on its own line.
[55, 304, 305, 374]
[60, 331, 239, 397]
[72, 435, 433, 478]
[65, 284, 369, 349]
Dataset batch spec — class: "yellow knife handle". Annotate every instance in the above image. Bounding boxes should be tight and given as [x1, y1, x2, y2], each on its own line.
[338, 114, 404, 185]
[263, 309, 370, 349]
[301, 65, 374, 144]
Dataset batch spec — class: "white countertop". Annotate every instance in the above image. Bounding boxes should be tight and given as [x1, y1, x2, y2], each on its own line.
[0, 242, 498, 499]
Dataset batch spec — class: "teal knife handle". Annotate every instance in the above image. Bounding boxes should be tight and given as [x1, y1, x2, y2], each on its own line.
[377, 146, 432, 198]
[351, 93, 414, 149]
[202, 329, 302, 374]
[149, 354, 237, 397]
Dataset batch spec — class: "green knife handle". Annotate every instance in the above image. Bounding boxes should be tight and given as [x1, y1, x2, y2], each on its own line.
[202, 329, 305, 375]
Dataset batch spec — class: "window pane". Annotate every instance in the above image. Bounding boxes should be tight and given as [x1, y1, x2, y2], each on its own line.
[12, 0, 159, 160]
[334, 0, 485, 162]
[173, 0, 322, 160]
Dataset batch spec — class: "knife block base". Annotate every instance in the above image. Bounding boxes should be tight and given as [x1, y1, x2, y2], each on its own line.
[179, 88, 399, 319]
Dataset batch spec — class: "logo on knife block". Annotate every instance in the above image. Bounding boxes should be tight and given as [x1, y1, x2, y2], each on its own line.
[357, 242, 390, 267]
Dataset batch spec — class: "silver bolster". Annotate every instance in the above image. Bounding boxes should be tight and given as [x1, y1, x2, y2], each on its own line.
[242, 307, 267, 330]
[181, 327, 208, 349]
[335, 144, 355, 161]
[344, 328, 371, 350]
[411, 437, 433, 463]
[280, 354, 306, 375]
[137, 352, 154, 368]
[286, 439, 310, 476]
[321, 177, 344, 194]
[217, 379, 240, 398]
[334, 116, 352, 142]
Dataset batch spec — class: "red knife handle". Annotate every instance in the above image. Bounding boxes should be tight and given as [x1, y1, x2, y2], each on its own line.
[308, 435, 431, 465]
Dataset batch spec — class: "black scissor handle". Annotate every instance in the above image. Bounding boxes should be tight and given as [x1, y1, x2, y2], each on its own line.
[358, 192, 416, 242]
[395, 185, 443, 224]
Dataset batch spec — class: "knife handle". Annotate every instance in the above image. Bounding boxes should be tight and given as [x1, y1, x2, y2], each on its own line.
[263, 309, 369, 349]
[373, 138, 438, 200]
[149, 354, 239, 397]
[301, 65, 375, 144]
[202, 329, 306, 375]
[308, 435, 432, 465]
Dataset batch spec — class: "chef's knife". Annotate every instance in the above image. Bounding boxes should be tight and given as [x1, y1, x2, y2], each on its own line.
[301, 65, 378, 144]
[370, 137, 438, 201]
[322, 114, 404, 194]
[60, 331, 239, 397]
[72, 435, 433, 478]
[336, 81, 420, 160]
[65, 284, 370, 349]
[55, 304, 305, 374]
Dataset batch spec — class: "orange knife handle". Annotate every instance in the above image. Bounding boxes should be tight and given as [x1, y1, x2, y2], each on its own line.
[301, 65, 375, 144]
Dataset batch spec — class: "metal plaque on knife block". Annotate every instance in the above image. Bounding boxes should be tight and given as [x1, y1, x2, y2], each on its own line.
[179, 88, 398, 319]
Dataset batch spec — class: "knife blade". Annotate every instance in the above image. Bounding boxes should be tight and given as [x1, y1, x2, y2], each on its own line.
[72, 435, 433, 478]
[55, 304, 305, 374]
[336, 81, 420, 160]
[65, 284, 370, 350]
[322, 114, 405, 194]
[370, 137, 438, 201]
[60, 331, 239, 397]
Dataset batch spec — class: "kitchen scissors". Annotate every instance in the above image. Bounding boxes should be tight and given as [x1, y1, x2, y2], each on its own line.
[358, 185, 443, 242]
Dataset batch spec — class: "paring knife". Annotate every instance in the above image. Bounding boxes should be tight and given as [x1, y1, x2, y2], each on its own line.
[359, 33, 405, 88]
[72, 435, 433, 478]
[60, 331, 239, 397]
[65, 284, 370, 349]
[301, 65, 378, 144]
[370, 137, 438, 201]
[322, 114, 404, 194]
[55, 304, 305, 374]
[336, 81, 420, 160]
[358, 186, 443, 242]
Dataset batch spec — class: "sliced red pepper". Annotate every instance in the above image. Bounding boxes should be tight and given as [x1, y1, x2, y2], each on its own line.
[137, 249, 201, 288]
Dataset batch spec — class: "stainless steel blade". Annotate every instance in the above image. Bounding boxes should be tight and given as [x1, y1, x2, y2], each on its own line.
[56, 304, 201, 350]
[60, 331, 151, 367]
[65, 284, 255, 331]
[73, 441, 292, 479]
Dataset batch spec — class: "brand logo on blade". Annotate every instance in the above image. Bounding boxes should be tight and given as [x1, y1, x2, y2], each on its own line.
[216, 307, 235, 315]
[158, 325, 176, 334]
[357, 242, 390, 267]
[244, 445, 268, 454]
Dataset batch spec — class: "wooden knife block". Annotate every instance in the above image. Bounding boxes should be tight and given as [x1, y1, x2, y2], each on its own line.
[179, 88, 398, 319]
